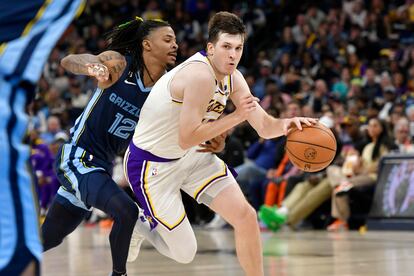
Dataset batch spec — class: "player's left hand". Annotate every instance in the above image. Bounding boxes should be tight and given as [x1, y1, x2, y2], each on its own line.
[197, 133, 227, 153]
[283, 117, 318, 135]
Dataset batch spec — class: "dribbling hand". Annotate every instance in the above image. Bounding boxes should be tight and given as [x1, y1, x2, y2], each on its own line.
[283, 117, 318, 135]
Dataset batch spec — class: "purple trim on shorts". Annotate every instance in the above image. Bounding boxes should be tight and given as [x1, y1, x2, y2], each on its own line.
[126, 155, 158, 230]
[195, 166, 229, 201]
[128, 142, 178, 162]
[126, 143, 179, 230]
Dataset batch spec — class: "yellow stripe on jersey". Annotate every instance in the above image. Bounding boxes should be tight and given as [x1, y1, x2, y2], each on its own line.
[228, 74, 232, 94]
[194, 160, 227, 200]
[0, 43, 6, 55]
[143, 161, 186, 230]
[75, 0, 86, 18]
[0, 0, 52, 55]
[60, 146, 75, 190]
[22, 0, 52, 36]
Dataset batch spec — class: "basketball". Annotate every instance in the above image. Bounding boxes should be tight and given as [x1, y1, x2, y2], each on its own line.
[286, 122, 337, 172]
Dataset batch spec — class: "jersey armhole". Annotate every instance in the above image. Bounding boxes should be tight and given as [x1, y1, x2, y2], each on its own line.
[168, 60, 212, 103]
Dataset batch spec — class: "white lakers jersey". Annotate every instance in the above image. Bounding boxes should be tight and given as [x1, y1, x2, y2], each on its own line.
[132, 51, 233, 159]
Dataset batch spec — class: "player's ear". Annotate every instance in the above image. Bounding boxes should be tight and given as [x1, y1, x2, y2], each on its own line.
[206, 42, 214, 56]
[142, 39, 151, 51]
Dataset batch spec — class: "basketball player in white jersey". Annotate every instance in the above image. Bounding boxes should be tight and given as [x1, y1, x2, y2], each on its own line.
[124, 11, 316, 275]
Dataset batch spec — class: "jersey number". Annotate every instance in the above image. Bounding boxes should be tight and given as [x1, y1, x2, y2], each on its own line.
[108, 113, 136, 139]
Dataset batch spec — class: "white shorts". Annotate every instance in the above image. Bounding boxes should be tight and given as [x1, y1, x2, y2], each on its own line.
[124, 144, 236, 231]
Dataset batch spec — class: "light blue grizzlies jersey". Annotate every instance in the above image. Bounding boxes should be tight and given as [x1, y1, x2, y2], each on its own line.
[69, 56, 152, 164]
[0, 0, 85, 274]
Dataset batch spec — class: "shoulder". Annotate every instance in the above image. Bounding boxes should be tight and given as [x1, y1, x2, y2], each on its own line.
[230, 69, 249, 95]
[175, 62, 215, 84]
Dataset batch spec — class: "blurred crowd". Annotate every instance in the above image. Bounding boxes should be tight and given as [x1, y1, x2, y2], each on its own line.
[29, 0, 414, 230]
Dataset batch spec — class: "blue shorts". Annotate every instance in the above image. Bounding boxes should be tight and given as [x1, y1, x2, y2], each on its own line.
[55, 144, 127, 212]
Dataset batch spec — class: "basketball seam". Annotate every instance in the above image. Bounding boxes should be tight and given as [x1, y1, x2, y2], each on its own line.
[289, 124, 336, 140]
[286, 140, 336, 151]
[285, 147, 335, 164]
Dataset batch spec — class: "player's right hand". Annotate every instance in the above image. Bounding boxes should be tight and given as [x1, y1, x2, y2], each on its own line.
[86, 63, 110, 83]
[93, 51, 127, 89]
[234, 95, 258, 121]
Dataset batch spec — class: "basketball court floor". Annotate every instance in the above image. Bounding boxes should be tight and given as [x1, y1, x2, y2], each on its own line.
[42, 225, 414, 276]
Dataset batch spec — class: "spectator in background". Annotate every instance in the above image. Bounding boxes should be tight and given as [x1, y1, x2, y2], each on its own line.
[328, 117, 395, 231]
[252, 59, 275, 100]
[68, 79, 90, 120]
[258, 114, 341, 230]
[393, 117, 414, 153]
[29, 130, 59, 216]
[362, 67, 382, 101]
[39, 116, 68, 145]
[406, 105, 414, 139]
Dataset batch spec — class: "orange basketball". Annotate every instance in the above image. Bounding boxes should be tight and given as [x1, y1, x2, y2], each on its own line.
[286, 122, 337, 172]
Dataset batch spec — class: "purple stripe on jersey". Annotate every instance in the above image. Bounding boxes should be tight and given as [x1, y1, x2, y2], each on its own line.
[129, 142, 178, 162]
[228, 166, 238, 178]
[199, 50, 207, 56]
[126, 156, 158, 230]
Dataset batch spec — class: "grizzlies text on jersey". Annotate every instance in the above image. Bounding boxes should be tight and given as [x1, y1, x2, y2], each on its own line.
[69, 57, 150, 165]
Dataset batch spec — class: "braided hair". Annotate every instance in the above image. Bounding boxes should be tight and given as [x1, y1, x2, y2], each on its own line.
[105, 17, 170, 78]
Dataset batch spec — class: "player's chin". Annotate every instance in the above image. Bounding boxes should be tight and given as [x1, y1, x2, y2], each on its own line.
[167, 60, 176, 67]
[224, 65, 236, 74]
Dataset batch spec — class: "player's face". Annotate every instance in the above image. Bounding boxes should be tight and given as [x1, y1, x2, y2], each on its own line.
[207, 33, 244, 77]
[146, 26, 178, 67]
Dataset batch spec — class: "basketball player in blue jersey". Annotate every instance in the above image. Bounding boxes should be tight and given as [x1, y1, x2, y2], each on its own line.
[40, 18, 182, 276]
[42, 17, 225, 276]
[124, 12, 317, 275]
[0, 1, 84, 275]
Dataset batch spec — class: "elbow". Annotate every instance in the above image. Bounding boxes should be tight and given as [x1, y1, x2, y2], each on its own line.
[60, 55, 71, 69]
[178, 135, 193, 150]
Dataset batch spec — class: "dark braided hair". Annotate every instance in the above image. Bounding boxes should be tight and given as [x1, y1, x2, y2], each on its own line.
[105, 17, 170, 77]
[370, 118, 390, 161]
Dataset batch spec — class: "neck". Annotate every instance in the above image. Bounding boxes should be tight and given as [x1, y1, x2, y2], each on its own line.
[142, 55, 166, 87]
[207, 56, 226, 81]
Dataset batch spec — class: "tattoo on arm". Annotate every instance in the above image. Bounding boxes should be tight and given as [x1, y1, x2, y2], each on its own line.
[61, 54, 100, 75]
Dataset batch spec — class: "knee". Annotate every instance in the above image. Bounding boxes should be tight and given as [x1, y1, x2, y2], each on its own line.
[112, 197, 138, 227]
[171, 236, 197, 264]
[229, 202, 258, 230]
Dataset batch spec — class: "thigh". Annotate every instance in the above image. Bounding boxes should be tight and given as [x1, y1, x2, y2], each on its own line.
[125, 151, 187, 231]
[181, 150, 236, 206]
[79, 171, 129, 212]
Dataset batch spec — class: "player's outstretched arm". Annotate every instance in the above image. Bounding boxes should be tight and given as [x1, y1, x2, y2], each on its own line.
[61, 50, 126, 89]
[231, 70, 317, 138]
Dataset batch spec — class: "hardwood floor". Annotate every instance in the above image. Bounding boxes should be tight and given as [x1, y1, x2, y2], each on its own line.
[42, 225, 414, 276]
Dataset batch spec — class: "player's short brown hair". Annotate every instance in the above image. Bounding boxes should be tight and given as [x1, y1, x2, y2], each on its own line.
[207, 12, 246, 44]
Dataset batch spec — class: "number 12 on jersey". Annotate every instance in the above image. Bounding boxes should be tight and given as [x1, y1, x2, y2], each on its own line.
[108, 113, 136, 139]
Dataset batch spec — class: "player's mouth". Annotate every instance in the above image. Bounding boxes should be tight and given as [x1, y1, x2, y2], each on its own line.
[168, 52, 177, 61]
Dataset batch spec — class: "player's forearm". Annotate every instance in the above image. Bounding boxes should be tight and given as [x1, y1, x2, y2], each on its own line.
[60, 54, 100, 75]
[260, 116, 286, 138]
[248, 112, 286, 139]
[178, 113, 242, 150]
